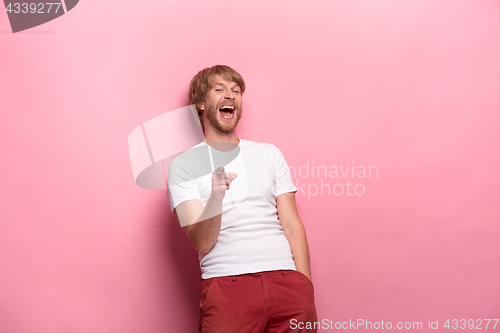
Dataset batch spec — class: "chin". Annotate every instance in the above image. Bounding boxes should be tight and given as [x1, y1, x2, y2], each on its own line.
[218, 126, 236, 134]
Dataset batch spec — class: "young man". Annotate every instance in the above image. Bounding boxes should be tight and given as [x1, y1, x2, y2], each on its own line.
[167, 65, 317, 332]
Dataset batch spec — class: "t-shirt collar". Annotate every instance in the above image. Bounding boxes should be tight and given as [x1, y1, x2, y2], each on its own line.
[202, 137, 242, 147]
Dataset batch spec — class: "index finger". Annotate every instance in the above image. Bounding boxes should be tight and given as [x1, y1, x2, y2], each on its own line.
[215, 167, 225, 175]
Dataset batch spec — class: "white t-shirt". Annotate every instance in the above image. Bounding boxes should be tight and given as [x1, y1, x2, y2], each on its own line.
[167, 138, 298, 279]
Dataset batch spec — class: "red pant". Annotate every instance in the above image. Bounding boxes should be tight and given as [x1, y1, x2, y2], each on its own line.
[199, 270, 318, 333]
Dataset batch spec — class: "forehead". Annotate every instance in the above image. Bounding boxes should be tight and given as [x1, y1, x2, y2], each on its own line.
[209, 74, 240, 88]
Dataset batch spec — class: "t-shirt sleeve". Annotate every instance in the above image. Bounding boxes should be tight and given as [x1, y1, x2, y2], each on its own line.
[273, 145, 297, 196]
[166, 155, 201, 213]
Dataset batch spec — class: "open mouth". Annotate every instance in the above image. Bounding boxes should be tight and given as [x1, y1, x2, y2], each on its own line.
[219, 105, 235, 119]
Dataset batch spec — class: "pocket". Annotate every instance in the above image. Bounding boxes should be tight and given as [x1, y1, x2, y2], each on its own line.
[199, 278, 215, 312]
[295, 271, 315, 292]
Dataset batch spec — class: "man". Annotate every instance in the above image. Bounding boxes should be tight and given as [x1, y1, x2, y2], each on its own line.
[167, 65, 317, 332]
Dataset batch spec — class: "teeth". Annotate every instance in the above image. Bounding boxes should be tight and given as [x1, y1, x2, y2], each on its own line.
[220, 106, 234, 111]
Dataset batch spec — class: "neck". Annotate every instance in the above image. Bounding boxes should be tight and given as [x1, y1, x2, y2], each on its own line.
[203, 130, 240, 152]
[204, 128, 240, 148]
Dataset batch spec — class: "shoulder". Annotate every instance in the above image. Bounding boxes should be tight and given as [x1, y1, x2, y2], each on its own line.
[240, 138, 280, 153]
[240, 139, 286, 169]
[170, 142, 207, 165]
[168, 141, 208, 179]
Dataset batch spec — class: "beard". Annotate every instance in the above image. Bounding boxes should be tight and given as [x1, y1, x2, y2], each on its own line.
[205, 103, 242, 134]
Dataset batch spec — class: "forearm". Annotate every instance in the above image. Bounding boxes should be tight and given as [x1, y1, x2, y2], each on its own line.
[284, 221, 312, 281]
[185, 194, 223, 255]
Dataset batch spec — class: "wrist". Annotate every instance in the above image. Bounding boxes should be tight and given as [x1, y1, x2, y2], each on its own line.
[209, 192, 225, 202]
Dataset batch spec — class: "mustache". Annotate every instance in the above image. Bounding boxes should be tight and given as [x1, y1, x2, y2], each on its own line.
[214, 104, 242, 111]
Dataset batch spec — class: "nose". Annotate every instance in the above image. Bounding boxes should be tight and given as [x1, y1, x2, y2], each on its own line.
[224, 90, 235, 100]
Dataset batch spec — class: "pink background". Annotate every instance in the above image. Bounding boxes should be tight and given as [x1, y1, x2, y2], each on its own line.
[1, 0, 499, 332]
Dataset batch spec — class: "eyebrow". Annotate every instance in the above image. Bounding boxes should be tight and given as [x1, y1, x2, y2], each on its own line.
[213, 82, 241, 89]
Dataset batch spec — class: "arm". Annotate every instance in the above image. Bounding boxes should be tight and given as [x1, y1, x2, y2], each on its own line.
[172, 167, 236, 255]
[277, 192, 313, 281]
[174, 195, 222, 255]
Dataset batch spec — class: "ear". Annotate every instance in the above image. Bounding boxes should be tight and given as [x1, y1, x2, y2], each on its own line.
[197, 101, 205, 111]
